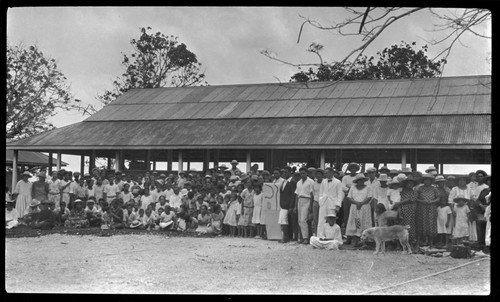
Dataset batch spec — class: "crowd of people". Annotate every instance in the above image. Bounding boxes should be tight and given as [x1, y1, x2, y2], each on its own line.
[5, 160, 491, 253]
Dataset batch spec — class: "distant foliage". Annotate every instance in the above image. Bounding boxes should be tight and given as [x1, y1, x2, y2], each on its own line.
[97, 27, 207, 106]
[291, 42, 446, 82]
[6, 43, 82, 141]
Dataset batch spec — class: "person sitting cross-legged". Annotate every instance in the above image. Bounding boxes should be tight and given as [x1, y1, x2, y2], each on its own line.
[309, 212, 343, 250]
[31, 200, 57, 230]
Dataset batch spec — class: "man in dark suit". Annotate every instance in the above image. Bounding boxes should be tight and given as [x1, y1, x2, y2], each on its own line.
[278, 166, 297, 243]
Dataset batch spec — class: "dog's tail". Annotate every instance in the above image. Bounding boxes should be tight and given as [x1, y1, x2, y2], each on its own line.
[403, 225, 411, 229]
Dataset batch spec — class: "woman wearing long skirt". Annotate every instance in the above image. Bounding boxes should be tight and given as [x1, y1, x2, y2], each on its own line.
[395, 176, 418, 247]
[345, 173, 373, 248]
[12, 171, 33, 218]
[415, 174, 440, 248]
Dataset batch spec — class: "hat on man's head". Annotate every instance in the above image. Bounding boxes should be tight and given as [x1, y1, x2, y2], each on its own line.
[378, 166, 390, 173]
[447, 175, 456, 180]
[307, 167, 317, 172]
[84, 173, 91, 178]
[251, 164, 259, 168]
[425, 166, 437, 173]
[353, 173, 368, 183]
[22, 171, 32, 177]
[231, 160, 239, 165]
[378, 174, 390, 182]
[396, 173, 407, 182]
[366, 167, 377, 173]
[179, 171, 186, 176]
[73, 171, 80, 176]
[42, 199, 54, 205]
[74, 199, 83, 204]
[240, 174, 249, 182]
[37, 172, 46, 178]
[219, 164, 229, 170]
[160, 174, 167, 178]
[315, 168, 325, 175]
[229, 175, 238, 181]
[30, 199, 41, 208]
[401, 175, 419, 186]
[347, 162, 360, 171]
[251, 175, 259, 180]
[475, 170, 487, 177]
[435, 175, 446, 183]
[389, 169, 399, 175]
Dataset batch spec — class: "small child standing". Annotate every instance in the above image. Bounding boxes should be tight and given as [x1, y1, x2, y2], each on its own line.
[452, 195, 471, 244]
[223, 192, 240, 236]
[251, 184, 265, 239]
[436, 198, 452, 247]
[386, 178, 401, 211]
[238, 183, 254, 238]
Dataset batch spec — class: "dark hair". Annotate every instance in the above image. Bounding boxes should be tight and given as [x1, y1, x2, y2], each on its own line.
[282, 166, 292, 173]
[253, 184, 262, 191]
[299, 167, 307, 173]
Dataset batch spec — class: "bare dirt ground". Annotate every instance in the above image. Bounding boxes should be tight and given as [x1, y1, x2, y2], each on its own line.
[5, 229, 491, 295]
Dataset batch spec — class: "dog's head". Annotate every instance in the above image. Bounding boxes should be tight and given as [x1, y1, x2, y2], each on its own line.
[360, 228, 375, 241]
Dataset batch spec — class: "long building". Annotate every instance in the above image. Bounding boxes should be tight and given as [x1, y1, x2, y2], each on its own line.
[6, 75, 491, 188]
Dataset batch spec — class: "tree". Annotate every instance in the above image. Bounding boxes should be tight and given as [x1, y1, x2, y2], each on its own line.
[290, 41, 445, 82]
[6, 43, 84, 141]
[95, 27, 206, 108]
[262, 8, 491, 82]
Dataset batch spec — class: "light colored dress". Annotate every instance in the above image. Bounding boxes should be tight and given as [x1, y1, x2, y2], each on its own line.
[251, 192, 264, 225]
[238, 189, 254, 226]
[452, 205, 470, 239]
[346, 185, 373, 237]
[374, 185, 389, 210]
[310, 222, 343, 250]
[485, 203, 491, 246]
[223, 200, 240, 226]
[48, 178, 61, 209]
[196, 213, 211, 233]
[13, 179, 32, 218]
[437, 205, 452, 234]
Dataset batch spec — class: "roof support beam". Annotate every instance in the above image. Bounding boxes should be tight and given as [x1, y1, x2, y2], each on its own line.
[56, 151, 62, 171]
[80, 155, 85, 175]
[178, 151, 183, 173]
[320, 150, 325, 169]
[401, 150, 407, 169]
[246, 151, 251, 174]
[48, 152, 53, 174]
[90, 150, 96, 172]
[167, 150, 173, 172]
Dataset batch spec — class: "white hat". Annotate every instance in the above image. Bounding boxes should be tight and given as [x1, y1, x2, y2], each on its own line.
[353, 173, 368, 183]
[366, 167, 377, 173]
[231, 160, 239, 165]
[425, 166, 437, 173]
[378, 174, 390, 182]
[388, 178, 400, 185]
[435, 175, 446, 182]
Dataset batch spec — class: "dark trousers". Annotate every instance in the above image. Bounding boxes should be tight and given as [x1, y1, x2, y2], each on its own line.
[281, 225, 290, 242]
[477, 220, 487, 246]
[288, 211, 299, 241]
[340, 194, 350, 227]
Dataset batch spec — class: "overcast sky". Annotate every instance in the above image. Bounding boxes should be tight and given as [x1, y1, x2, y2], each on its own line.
[7, 7, 491, 173]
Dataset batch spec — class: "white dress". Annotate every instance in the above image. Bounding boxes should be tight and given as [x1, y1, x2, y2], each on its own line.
[6, 208, 19, 229]
[13, 180, 32, 218]
[452, 205, 470, 238]
[437, 205, 452, 234]
[310, 222, 343, 250]
[251, 193, 264, 225]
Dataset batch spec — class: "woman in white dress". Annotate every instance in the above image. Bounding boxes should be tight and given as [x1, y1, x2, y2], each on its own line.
[345, 173, 373, 247]
[12, 171, 33, 218]
[310, 212, 343, 250]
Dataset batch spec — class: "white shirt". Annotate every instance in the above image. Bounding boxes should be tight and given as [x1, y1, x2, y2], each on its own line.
[48, 178, 61, 194]
[104, 183, 120, 198]
[169, 194, 183, 209]
[319, 177, 344, 209]
[140, 194, 154, 210]
[295, 177, 315, 198]
[341, 174, 357, 193]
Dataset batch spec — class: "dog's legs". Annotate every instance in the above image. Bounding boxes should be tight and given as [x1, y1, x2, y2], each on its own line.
[374, 239, 380, 254]
[381, 241, 385, 254]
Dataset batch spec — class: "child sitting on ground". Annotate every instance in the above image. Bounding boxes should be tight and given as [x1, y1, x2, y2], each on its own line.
[159, 205, 175, 230]
[156, 195, 168, 212]
[65, 199, 89, 228]
[207, 204, 224, 235]
[310, 212, 343, 250]
[85, 197, 101, 227]
[196, 205, 211, 233]
[5, 200, 19, 229]
[142, 205, 157, 231]
[123, 204, 137, 228]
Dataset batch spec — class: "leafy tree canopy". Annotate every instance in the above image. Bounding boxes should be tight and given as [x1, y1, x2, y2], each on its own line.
[290, 41, 446, 82]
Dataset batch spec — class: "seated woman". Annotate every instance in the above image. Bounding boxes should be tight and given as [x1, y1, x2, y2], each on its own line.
[21, 199, 41, 226]
[310, 212, 343, 250]
[176, 204, 198, 232]
[65, 199, 89, 228]
[5, 200, 19, 229]
[159, 205, 175, 230]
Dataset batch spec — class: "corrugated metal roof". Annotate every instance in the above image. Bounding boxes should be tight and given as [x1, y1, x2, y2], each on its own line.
[8, 115, 491, 149]
[6, 150, 68, 166]
[85, 75, 491, 122]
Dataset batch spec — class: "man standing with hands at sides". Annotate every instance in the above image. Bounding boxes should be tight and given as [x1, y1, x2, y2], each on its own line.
[311, 168, 325, 237]
[60, 172, 72, 210]
[294, 167, 315, 244]
[318, 167, 343, 235]
[278, 166, 296, 243]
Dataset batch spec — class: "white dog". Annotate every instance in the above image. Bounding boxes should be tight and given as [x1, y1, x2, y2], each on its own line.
[360, 225, 412, 255]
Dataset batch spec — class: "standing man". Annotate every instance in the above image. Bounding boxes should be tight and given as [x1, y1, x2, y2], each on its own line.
[48, 171, 61, 210]
[69, 172, 81, 210]
[229, 160, 242, 175]
[318, 167, 344, 235]
[294, 167, 315, 244]
[60, 171, 72, 210]
[278, 166, 296, 243]
[341, 162, 360, 229]
[311, 168, 324, 237]
[31, 172, 49, 203]
[365, 167, 380, 227]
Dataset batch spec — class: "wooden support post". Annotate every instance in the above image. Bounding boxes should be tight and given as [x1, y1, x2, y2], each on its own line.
[178, 151, 183, 173]
[114, 151, 120, 172]
[402, 150, 407, 169]
[12, 150, 18, 192]
[203, 149, 210, 172]
[374, 149, 380, 170]
[90, 150, 96, 172]
[270, 149, 274, 170]
[214, 149, 220, 168]
[440, 163, 444, 175]
[107, 157, 111, 170]
[434, 149, 440, 173]
[246, 151, 251, 173]
[187, 161, 191, 171]
[145, 150, 151, 171]
[167, 150, 173, 172]
[48, 152, 53, 174]
[320, 150, 325, 169]
[56, 151, 62, 171]
[80, 155, 85, 175]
